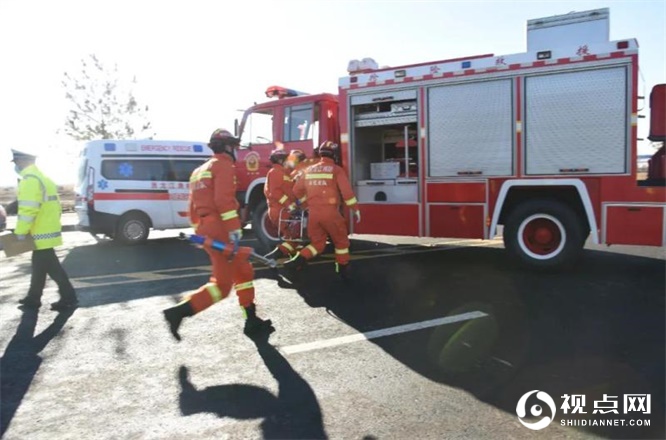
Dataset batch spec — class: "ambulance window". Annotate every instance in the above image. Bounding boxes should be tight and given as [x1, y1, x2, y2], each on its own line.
[101, 160, 169, 181]
[169, 160, 206, 182]
[284, 104, 314, 142]
[240, 110, 274, 146]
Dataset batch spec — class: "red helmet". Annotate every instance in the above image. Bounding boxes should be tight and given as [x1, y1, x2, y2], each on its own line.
[269, 148, 288, 164]
[209, 128, 240, 146]
[315, 140, 338, 158]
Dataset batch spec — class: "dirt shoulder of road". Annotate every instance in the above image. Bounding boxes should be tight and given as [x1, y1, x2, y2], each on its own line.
[0, 185, 75, 213]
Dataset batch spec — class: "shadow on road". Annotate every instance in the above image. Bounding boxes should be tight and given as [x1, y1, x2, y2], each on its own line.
[178, 332, 327, 439]
[59, 236, 283, 308]
[0, 309, 75, 436]
[51, 233, 664, 438]
[281, 243, 665, 439]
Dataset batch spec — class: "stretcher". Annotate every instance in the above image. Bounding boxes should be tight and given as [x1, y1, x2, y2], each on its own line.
[277, 208, 308, 242]
[178, 232, 278, 268]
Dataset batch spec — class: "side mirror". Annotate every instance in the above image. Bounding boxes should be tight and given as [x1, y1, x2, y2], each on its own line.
[234, 118, 239, 137]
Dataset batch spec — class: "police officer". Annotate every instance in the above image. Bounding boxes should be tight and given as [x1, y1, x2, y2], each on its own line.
[12, 149, 78, 310]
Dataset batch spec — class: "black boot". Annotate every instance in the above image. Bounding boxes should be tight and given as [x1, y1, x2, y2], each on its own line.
[51, 291, 79, 311]
[281, 254, 307, 283]
[18, 295, 42, 309]
[263, 247, 285, 260]
[243, 304, 275, 337]
[163, 301, 194, 341]
[51, 299, 79, 311]
[336, 262, 352, 281]
[283, 254, 306, 272]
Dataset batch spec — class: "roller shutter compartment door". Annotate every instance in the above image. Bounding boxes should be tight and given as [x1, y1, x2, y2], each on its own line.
[525, 67, 628, 175]
[428, 79, 514, 177]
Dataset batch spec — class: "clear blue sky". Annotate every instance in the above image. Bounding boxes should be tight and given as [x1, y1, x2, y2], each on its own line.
[0, 0, 664, 185]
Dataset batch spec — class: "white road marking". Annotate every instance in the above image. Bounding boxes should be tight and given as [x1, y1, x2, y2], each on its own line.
[491, 356, 514, 368]
[281, 311, 489, 355]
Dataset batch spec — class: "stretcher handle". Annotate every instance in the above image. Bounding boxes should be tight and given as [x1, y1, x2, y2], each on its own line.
[178, 232, 277, 268]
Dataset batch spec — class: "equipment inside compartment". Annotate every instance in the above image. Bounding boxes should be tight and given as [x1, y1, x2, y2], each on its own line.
[352, 123, 419, 182]
[352, 117, 419, 203]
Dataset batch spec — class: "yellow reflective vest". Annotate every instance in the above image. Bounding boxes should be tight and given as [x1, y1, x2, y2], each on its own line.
[15, 164, 63, 250]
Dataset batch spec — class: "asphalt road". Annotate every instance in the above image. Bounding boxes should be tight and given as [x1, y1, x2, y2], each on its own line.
[0, 224, 664, 439]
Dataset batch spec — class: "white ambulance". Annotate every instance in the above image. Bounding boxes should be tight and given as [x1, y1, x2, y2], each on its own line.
[74, 139, 212, 244]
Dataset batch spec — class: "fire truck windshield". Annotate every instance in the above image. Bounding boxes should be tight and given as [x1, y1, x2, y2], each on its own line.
[240, 109, 274, 146]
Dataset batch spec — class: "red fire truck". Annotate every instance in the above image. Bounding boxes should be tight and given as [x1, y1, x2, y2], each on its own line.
[233, 8, 666, 269]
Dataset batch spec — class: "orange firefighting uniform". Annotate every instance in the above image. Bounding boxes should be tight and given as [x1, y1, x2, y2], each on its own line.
[186, 153, 255, 313]
[264, 163, 298, 256]
[289, 158, 317, 182]
[292, 157, 358, 265]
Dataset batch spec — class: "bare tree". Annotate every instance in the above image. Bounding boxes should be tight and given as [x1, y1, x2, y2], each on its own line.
[62, 54, 153, 140]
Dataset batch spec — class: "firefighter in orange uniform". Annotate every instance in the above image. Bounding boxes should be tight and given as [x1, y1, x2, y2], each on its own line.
[286, 149, 309, 181]
[163, 129, 274, 341]
[263, 148, 299, 260]
[284, 141, 361, 280]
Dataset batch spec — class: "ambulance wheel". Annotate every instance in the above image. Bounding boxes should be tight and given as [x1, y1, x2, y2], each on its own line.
[116, 212, 150, 245]
[503, 200, 584, 270]
[252, 200, 279, 252]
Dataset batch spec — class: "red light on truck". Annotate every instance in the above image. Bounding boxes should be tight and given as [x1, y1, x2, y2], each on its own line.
[265, 86, 309, 99]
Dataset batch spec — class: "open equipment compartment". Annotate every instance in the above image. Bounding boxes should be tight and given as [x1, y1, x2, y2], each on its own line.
[350, 89, 420, 204]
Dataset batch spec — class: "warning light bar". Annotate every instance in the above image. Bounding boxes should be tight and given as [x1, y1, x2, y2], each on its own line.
[265, 86, 310, 99]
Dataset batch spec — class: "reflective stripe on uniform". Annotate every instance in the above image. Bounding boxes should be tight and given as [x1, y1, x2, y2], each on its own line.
[18, 215, 35, 222]
[221, 210, 239, 221]
[281, 242, 294, 252]
[278, 195, 288, 204]
[235, 281, 254, 291]
[283, 176, 292, 182]
[305, 244, 318, 256]
[345, 197, 358, 206]
[23, 174, 58, 203]
[299, 196, 307, 203]
[306, 173, 334, 179]
[23, 174, 48, 202]
[335, 248, 349, 255]
[190, 171, 212, 182]
[206, 283, 223, 302]
[32, 232, 62, 240]
[19, 200, 41, 208]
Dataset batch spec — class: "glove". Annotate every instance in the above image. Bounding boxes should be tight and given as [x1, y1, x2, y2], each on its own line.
[353, 210, 361, 224]
[229, 229, 242, 246]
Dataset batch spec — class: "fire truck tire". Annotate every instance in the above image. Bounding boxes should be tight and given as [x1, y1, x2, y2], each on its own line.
[503, 200, 584, 270]
[251, 199, 280, 252]
[116, 212, 150, 245]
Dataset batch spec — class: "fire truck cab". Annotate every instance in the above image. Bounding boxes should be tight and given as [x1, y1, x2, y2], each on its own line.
[234, 88, 339, 250]
[234, 8, 666, 269]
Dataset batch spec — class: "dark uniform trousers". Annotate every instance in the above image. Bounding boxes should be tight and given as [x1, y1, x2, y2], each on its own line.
[27, 248, 76, 301]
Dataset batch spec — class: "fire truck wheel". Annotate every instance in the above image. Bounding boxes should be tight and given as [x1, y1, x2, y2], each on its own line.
[251, 200, 280, 252]
[116, 212, 150, 245]
[503, 200, 584, 270]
